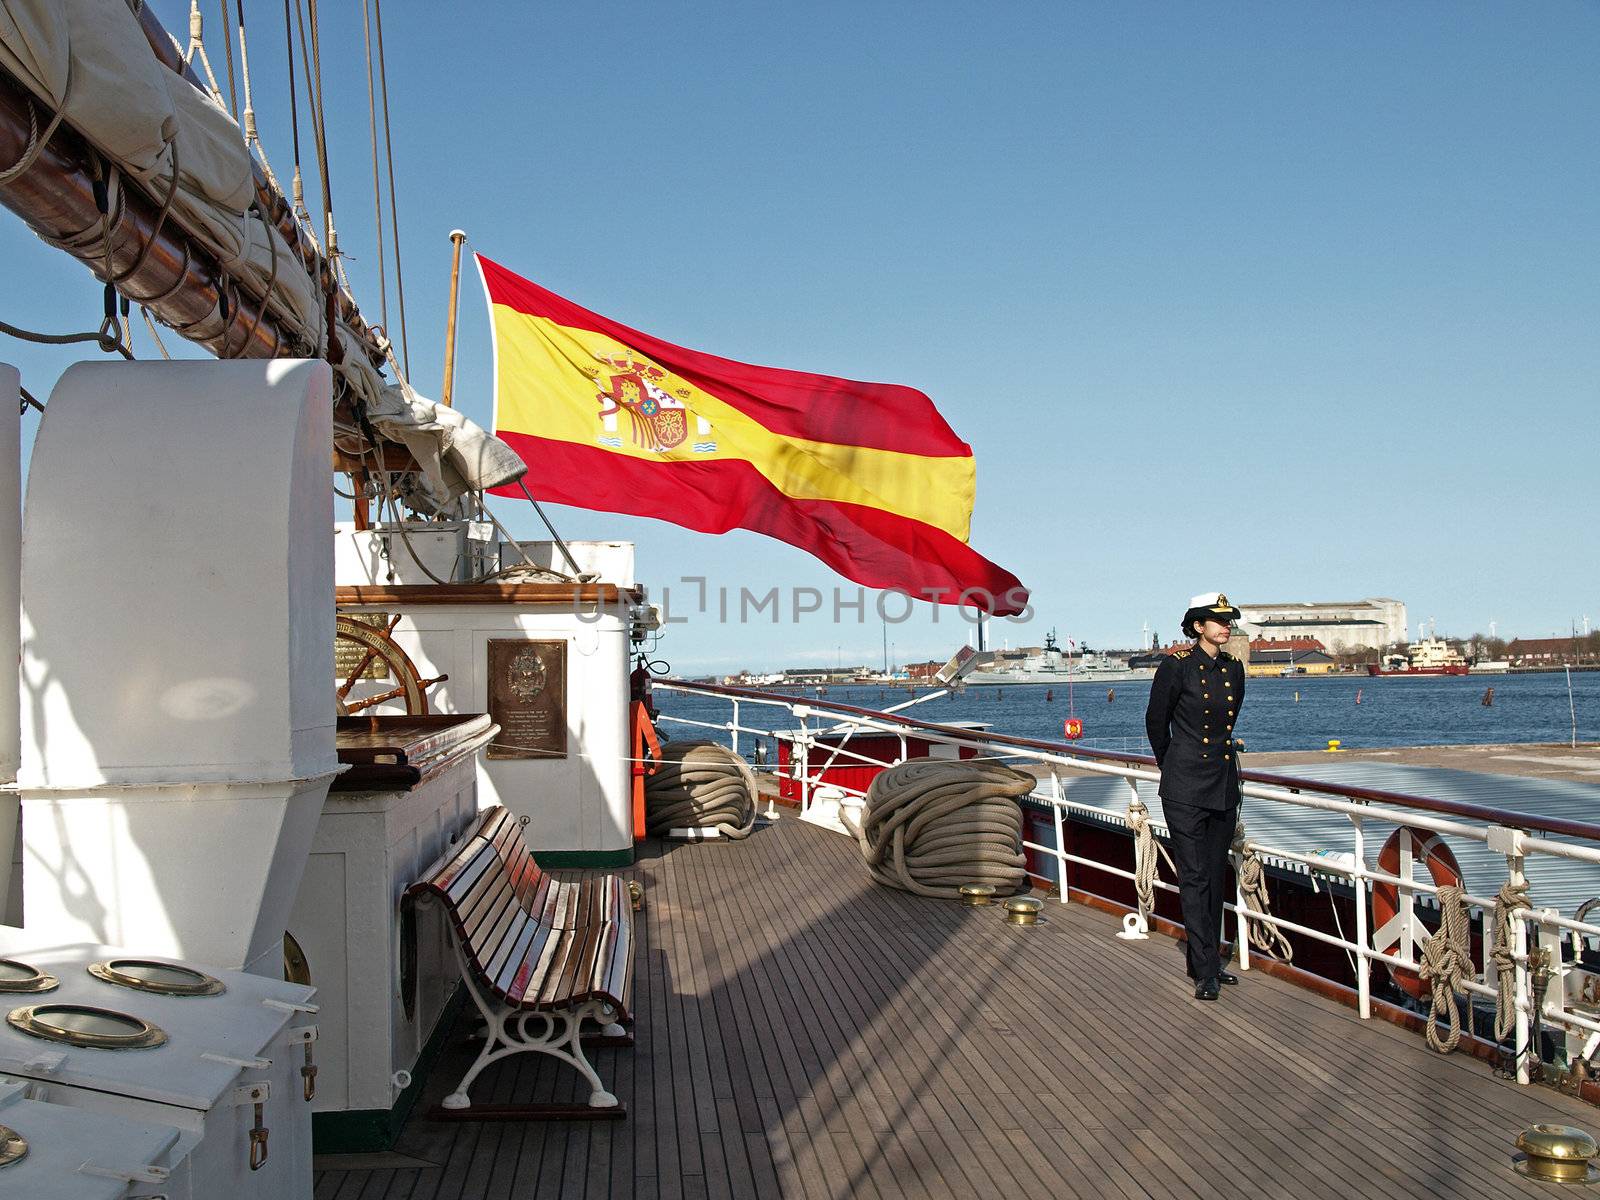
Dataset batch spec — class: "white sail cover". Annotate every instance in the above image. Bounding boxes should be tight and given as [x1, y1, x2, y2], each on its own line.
[367, 383, 527, 505]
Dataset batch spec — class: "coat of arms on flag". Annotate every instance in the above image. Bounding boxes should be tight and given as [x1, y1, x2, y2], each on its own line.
[586, 352, 715, 454]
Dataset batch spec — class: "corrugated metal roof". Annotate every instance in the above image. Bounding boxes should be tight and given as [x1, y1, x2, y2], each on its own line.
[1049, 763, 1600, 917]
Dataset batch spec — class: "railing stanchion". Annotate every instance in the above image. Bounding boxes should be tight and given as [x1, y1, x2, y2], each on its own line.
[1351, 813, 1371, 1019]
[797, 712, 811, 817]
[730, 701, 740, 757]
[1235, 834, 1252, 972]
[1510, 846, 1532, 1085]
[1052, 769, 1068, 904]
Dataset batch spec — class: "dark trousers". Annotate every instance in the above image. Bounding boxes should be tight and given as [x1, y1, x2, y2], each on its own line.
[1163, 799, 1238, 982]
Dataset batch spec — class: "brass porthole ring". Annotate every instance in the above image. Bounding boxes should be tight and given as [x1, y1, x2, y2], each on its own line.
[0, 1125, 25, 1167]
[7, 1004, 168, 1050]
[88, 958, 225, 997]
[0, 959, 58, 994]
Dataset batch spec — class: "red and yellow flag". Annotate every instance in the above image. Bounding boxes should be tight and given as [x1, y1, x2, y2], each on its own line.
[479, 255, 1027, 615]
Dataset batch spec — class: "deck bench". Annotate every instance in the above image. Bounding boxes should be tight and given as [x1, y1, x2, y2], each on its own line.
[407, 805, 634, 1116]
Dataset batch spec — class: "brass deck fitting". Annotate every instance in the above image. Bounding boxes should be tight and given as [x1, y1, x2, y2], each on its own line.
[627, 880, 644, 911]
[1514, 1124, 1600, 1183]
[959, 883, 996, 907]
[1003, 897, 1043, 926]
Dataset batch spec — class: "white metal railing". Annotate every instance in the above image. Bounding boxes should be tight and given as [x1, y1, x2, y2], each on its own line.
[655, 680, 1600, 1086]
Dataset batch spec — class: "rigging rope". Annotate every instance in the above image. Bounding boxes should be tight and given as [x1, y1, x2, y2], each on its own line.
[141, 307, 173, 359]
[281, 0, 310, 232]
[1492, 879, 1532, 1043]
[372, 0, 409, 375]
[183, 2, 227, 106]
[361, 0, 389, 337]
[301, 0, 342, 284]
[1126, 798, 1176, 927]
[0, 316, 132, 359]
[19, 385, 43, 415]
[1418, 882, 1472, 1053]
[855, 759, 1035, 899]
[0, 92, 68, 187]
[1232, 821, 1294, 961]
[217, 0, 240, 118]
[235, 0, 286, 199]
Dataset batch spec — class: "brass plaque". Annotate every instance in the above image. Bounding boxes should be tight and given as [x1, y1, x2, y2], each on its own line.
[335, 613, 392, 682]
[486, 639, 567, 759]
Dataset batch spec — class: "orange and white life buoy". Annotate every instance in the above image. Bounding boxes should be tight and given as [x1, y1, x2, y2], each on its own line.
[1371, 826, 1465, 1001]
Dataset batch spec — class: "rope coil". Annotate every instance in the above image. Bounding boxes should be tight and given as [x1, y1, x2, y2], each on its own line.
[1418, 882, 1472, 1053]
[643, 741, 757, 840]
[855, 759, 1035, 899]
[1232, 822, 1294, 961]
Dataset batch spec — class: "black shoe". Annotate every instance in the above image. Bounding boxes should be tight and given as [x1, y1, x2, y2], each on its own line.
[1194, 977, 1220, 1001]
[1217, 970, 1239, 986]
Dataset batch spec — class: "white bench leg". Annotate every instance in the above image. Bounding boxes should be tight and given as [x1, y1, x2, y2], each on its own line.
[443, 944, 620, 1110]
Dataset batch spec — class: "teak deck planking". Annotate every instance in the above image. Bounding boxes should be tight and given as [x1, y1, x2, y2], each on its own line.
[315, 814, 1596, 1199]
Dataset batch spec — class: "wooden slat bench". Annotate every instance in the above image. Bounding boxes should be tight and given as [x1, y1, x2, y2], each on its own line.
[407, 805, 634, 1116]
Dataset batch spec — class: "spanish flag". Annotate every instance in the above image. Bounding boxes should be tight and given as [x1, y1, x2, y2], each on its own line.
[479, 255, 1028, 615]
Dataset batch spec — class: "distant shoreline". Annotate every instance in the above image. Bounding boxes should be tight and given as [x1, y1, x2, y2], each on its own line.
[691, 664, 1600, 689]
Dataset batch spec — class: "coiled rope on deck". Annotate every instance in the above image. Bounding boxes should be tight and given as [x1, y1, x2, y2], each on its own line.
[1232, 822, 1294, 961]
[1418, 883, 1473, 1053]
[855, 759, 1035, 899]
[643, 741, 757, 840]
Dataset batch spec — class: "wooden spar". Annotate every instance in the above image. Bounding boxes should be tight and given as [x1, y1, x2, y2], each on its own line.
[0, 6, 387, 368]
[440, 229, 468, 407]
[0, 64, 295, 360]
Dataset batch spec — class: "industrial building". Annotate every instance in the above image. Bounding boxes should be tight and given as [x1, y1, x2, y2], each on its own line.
[1236, 597, 1407, 652]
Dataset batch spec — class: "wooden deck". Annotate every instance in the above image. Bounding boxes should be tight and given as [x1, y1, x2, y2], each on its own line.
[315, 814, 1597, 1199]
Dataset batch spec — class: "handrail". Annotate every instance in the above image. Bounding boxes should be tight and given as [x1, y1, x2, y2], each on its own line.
[671, 680, 1600, 842]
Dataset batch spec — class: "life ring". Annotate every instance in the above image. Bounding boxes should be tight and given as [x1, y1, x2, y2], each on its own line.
[1370, 826, 1464, 1001]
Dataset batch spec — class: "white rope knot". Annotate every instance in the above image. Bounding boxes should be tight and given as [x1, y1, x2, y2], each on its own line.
[1492, 880, 1532, 1043]
[1419, 882, 1473, 1053]
[1232, 821, 1293, 961]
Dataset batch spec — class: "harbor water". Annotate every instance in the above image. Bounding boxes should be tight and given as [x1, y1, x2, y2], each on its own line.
[656, 671, 1600, 754]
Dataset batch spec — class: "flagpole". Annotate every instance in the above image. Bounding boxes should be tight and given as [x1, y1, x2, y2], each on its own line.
[440, 229, 468, 407]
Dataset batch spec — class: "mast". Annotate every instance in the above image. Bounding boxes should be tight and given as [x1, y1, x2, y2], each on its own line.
[440, 229, 467, 407]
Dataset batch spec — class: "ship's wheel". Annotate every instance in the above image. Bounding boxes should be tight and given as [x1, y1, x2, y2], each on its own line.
[335, 614, 448, 716]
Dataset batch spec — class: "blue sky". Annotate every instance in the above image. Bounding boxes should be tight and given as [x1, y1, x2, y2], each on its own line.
[3, 2, 1596, 671]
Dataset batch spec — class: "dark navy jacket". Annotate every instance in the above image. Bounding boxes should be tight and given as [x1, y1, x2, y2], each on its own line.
[1144, 646, 1245, 810]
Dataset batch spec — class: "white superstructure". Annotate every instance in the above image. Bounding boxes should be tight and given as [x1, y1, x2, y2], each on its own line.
[1236, 597, 1407, 652]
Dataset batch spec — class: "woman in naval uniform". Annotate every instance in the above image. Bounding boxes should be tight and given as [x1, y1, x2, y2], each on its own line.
[1144, 592, 1246, 1001]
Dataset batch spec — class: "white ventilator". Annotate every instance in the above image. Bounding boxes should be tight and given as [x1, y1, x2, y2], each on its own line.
[18, 360, 339, 975]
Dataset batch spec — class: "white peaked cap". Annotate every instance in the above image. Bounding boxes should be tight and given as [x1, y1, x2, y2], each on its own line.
[1189, 592, 1223, 609]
